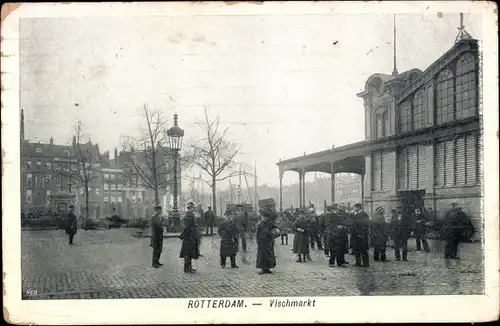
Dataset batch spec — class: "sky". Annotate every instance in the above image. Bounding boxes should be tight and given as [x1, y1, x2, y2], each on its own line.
[20, 12, 482, 190]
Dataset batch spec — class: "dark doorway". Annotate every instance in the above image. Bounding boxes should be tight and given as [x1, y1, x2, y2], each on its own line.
[398, 190, 425, 218]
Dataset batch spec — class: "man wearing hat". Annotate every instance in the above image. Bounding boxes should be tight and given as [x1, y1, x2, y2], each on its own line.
[371, 206, 388, 262]
[351, 203, 370, 267]
[256, 198, 279, 274]
[150, 205, 164, 268]
[65, 205, 78, 245]
[179, 201, 200, 273]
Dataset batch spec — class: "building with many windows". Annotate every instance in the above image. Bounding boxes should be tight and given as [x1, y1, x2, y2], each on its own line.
[277, 29, 482, 236]
[21, 111, 181, 219]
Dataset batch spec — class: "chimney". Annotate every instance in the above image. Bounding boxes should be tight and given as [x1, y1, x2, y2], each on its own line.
[50, 137, 54, 145]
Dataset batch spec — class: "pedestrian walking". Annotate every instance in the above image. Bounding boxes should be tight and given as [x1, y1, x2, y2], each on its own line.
[371, 206, 388, 262]
[65, 205, 78, 245]
[150, 205, 164, 268]
[204, 206, 215, 236]
[292, 211, 310, 262]
[413, 207, 430, 252]
[218, 213, 239, 268]
[351, 203, 370, 267]
[256, 198, 279, 275]
[179, 202, 200, 273]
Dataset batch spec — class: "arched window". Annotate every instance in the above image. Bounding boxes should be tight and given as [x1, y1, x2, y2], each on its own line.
[399, 101, 412, 133]
[413, 89, 427, 130]
[375, 113, 383, 139]
[436, 70, 454, 124]
[455, 53, 477, 120]
[382, 111, 389, 136]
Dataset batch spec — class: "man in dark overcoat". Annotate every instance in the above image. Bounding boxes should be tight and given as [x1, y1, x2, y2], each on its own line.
[351, 203, 370, 267]
[256, 198, 279, 274]
[233, 205, 248, 252]
[179, 202, 200, 273]
[65, 205, 78, 245]
[308, 209, 323, 251]
[204, 206, 216, 236]
[326, 207, 347, 267]
[218, 214, 239, 268]
[443, 203, 473, 259]
[413, 207, 430, 252]
[292, 211, 311, 262]
[391, 209, 410, 261]
[150, 205, 164, 268]
[371, 206, 388, 262]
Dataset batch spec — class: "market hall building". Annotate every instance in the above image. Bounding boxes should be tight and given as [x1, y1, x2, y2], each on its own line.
[277, 33, 482, 237]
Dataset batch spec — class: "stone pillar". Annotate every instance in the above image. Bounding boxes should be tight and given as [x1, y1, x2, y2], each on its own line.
[298, 171, 303, 209]
[361, 174, 365, 206]
[301, 168, 306, 208]
[330, 162, 336, 203]
[279, 172, 283, 213]
[363, 154, 372, 200]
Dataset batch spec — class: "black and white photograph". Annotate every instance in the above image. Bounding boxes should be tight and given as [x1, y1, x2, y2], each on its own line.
[2, 1, 498, 324]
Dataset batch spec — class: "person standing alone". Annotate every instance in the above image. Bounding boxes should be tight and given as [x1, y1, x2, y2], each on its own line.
[218, 213, 239, 268]
[204, 206, 215, 236]
[65, 205, 78, 245]
[150, 205, 164, 268]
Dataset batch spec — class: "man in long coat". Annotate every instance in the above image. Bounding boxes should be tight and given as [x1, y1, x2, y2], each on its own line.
[256, 198, 279, 274]
[218, 214, 239, 268]
[150, 205, 164, 268]
[65, 205, 78, 245]
[325, 207, 347, 267]
[443, 203, 474, 259]
[292, 211, 311, 262]
[308, 210, 323, 251]
[390, 209, 410, 261]
[371, 206, 388, 262]
[179, 202, 200, 273]
[351, 203, 370, 267]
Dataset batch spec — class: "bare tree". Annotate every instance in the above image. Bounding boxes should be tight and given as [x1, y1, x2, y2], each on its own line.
[73, 120, 101, 218]
[188, 107, 241, 216]
[122, 103, 191, 206]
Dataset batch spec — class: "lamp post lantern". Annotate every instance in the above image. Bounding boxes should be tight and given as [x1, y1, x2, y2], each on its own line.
[167, 113, 184, 232]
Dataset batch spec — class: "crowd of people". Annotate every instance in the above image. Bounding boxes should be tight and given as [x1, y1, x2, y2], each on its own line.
[59, 198, 476, 275]
[277, 202, 476, 267]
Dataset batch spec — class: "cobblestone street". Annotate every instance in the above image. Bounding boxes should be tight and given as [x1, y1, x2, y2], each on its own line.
[22, 229, 484, 299]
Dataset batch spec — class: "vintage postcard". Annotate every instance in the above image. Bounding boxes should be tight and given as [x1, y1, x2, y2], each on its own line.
[2, 1, 499, 324]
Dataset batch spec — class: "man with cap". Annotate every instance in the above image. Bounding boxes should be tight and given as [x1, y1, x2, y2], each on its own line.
[256, 198, 279, 274]
[65, 205, 78, 245]
[308, 207, 323, 251]
[150, 205, 164, 268]
[179, 201, 200, 273]
[292, 209, 311, 262]
[351, 203, 370, 267]
[390, 207, 410, 261]
[325, 205, 348, 267]
[218, 211, 239, 268]
[371, 206, 388, 262]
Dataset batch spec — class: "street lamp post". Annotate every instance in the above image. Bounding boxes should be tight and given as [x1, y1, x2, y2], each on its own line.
[167, 113, 185, 232]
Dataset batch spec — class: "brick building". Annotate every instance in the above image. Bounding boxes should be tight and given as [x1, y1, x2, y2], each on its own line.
[21, 110, 181, 219]
[277, 29, 482, 236]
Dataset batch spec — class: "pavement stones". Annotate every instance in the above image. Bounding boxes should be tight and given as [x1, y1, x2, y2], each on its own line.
[22, 229, 484, 299]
